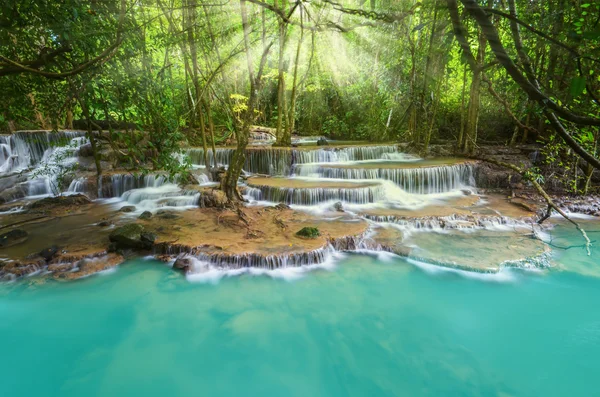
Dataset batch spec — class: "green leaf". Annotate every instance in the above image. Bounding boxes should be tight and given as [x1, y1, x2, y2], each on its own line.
[570, 77, 586, 97]
[581, 3, 591, 8]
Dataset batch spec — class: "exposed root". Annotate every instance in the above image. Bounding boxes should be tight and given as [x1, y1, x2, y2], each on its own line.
[471, 156, 592, 255]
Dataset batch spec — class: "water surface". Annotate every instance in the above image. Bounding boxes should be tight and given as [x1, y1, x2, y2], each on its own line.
[1, 223, 599, 397]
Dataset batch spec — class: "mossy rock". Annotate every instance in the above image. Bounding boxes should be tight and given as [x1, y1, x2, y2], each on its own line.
[296, 227, 321, 239]
[109, 223, 145, 249]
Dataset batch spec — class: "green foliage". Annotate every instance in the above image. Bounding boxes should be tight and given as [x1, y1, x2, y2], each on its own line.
[30, 142, 80, 196]
[296, 227, 321, 239]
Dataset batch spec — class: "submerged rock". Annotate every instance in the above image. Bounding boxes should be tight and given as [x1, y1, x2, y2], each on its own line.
[119, 205, 136, 213]
[156, 211, 180, 220]
[296, 227, 321, 239]
[138, 211, 153, 220]
[109, 224, 146, 249]
[0, 229, 28, 248]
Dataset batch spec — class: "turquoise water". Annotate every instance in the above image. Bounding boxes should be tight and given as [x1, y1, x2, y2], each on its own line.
[1, 222, 600, 396]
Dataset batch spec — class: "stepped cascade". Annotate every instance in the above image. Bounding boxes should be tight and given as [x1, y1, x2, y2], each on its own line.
[0, 130, 554, 279]
[0, 130, 85, 175]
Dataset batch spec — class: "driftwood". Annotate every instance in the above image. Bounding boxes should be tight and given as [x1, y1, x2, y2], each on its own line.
[472, 156, 592, 255]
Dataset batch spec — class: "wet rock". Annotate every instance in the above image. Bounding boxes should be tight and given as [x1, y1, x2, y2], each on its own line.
[119, 205, 136, 213]
[0, 185, 27, 204]
[107, 242, 118, 253]
[39, 245, 59, 261]
[333, 202, 344, 212]
[30, 194, 91, 209]
[173, 256, 193, 273]
[109, 223, 146, 249]
[274, 203, 290, 210]
[140, 232, 157, 249]
[0, 229, 28, 248]
[296, 227, 321, 239]
[138, 211, 153, 220]
[316, 137, 328, 146]
[97, 220, 112, 227]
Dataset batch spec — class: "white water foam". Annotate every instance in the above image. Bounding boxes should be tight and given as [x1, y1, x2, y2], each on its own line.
[185, 251, 346, 284]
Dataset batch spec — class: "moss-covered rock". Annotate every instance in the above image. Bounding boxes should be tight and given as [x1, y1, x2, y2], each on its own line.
[109, 223, 146, 249]
[138, 211, 153, 220]
[296, 227, 321, 239]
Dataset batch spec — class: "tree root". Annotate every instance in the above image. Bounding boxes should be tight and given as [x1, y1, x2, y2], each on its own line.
[471, 156, 592, 255]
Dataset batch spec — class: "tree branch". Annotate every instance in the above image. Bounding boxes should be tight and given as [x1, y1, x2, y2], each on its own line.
[0, 0, 127, 79]
[472, 155, 592, 255]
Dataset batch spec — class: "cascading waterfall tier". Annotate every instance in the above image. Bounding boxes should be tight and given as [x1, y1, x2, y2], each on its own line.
[244, 178, 387, 205]
[0, 130, 86, 175]
[184, 145, 401, 175]
[155, 234, 377, 273]
[363, 213, 535, 230]
[108, 174, 168, 198]
[295, 162, 476, 194]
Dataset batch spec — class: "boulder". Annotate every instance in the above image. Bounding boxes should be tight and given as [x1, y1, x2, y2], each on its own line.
[97, 220, 112, 227]
[119, 205, 136, 213]
[138, 211, 153, 220]
[0, 229, 28, 248]
[39, 245, 59, 261]
[173, 256, 194, 273]
[109, 223, 146, 249]
[333, 202, 344, 212]
[316, 137, 328, 146]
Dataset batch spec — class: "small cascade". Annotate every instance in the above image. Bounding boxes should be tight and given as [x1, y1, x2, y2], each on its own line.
[363, 214, 534, 231]
[0, 130, 85, 175]
[185, 144, 401, 176]
[295, 163, 475, 194]
[120, 184, 200, 211]
[244, 183, 387, 205]
[107, 174, 168, 198]
[294, 145, 400, 164]
[25, 135, 88, 197]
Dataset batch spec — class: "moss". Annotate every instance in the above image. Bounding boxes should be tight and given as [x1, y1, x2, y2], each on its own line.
[296, 227, 321, 239]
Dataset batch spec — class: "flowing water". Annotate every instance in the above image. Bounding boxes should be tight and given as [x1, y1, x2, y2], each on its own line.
[1, 223, 599, 397]
[2, 133, 600, 395]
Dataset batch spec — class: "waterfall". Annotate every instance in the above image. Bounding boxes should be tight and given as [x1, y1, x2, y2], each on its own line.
[243, 184, 387, 205]
[294, 145, 400, 164]
[26, 134, 88, 197]
[363, 214, 533, 231]
[294, 163, 475, 194]
[184, 145, 401, 176]
[67, 177, 88, 194]
[109, 174, 168, 198]
[0, 131, 86, 175]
